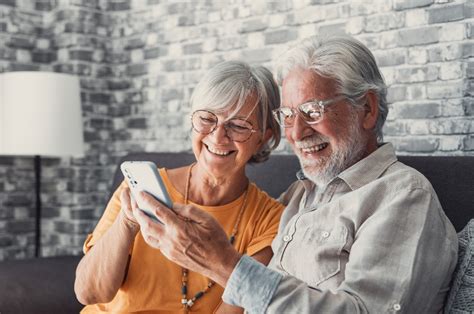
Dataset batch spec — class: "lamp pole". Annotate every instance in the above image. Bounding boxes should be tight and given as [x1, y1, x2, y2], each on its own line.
[34, 155, 41, 258]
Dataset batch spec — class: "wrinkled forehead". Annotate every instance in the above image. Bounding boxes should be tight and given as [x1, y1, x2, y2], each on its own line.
[281, 68, 340, 107]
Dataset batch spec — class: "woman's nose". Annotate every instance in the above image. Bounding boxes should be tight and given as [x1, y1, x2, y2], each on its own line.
[209, 123, 231, 142]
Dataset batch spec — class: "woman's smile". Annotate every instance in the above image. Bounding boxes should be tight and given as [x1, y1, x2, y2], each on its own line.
[204, 143, 236, 157]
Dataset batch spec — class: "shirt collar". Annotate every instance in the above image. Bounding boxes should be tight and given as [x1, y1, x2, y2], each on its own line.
[296, 169, 316, 192]
[338, 143, 398, 190]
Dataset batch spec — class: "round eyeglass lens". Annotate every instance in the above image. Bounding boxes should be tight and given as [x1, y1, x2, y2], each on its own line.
[299, 103, 323, 123]
[225, 119, 254, 141]
[192, 110, 217, 134]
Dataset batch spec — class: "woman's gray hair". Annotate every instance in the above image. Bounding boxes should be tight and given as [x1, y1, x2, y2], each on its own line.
[190, 60, 281, 163]
[276, 35, 388, 142]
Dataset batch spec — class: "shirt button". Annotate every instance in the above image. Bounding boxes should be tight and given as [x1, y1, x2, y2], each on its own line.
[322, 231, 330, 238]
[393, 304, 401, 311]
[283, 235, 292, 242]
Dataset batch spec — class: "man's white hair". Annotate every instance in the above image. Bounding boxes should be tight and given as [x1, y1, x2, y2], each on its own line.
[276, 35, 388, 142]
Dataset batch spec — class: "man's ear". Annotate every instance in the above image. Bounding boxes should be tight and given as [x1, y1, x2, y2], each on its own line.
[362, 91, 379, 131]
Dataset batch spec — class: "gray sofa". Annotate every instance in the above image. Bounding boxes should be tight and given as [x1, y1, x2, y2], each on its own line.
[0, 152, 473, 314]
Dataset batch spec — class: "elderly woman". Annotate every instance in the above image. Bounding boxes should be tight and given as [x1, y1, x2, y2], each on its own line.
[74, 61, 284, 313]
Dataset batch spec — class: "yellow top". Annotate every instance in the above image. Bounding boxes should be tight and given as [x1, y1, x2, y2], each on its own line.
[81, 168, 284, 314]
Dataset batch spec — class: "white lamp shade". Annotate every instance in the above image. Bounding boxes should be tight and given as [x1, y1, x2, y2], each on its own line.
[0, 71, 84, 157]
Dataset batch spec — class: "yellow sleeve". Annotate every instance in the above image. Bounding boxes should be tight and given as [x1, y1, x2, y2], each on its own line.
[245, 190, 284, 257]
[83, 180, 128, 254]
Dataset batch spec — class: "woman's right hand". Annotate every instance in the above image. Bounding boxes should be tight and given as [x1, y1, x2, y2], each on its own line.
[75, 186, 140, 305]
[119, 187, 140, 232]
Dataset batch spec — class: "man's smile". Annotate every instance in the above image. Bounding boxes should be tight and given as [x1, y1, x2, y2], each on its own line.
[300, 142, 329, 154]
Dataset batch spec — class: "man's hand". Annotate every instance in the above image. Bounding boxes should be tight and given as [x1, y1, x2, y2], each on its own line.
[133, 191, 242, 287]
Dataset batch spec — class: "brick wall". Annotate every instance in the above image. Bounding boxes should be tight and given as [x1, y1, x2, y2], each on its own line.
[0, 0, 472, 260]
[0, 0, 115, 259]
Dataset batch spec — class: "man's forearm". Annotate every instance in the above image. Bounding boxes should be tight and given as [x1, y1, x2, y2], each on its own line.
[223, 255, 366, 314]
[264, 276, 365, 314]
[74, 213, 139, 305]
[222, 255, 283, 313]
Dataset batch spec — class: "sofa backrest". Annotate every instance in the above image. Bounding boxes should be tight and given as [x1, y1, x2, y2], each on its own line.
[111, 152, 473, 232]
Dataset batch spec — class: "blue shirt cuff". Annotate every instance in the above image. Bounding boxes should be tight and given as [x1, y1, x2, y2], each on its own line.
[222, 255, 283, 313]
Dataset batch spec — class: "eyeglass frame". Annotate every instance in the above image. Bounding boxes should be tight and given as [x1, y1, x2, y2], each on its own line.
[190, 109, 259, 143]
[272, 95, 353, 128]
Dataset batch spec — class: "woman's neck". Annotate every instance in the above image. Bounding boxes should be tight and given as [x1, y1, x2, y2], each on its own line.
[187, 163, 249, 206]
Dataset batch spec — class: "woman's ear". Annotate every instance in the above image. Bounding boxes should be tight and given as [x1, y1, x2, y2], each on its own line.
[362, 91, 379, 131]
[256, 128, 273, 149]
[252, 129, 273, 160]
[262, 128, 273, 144]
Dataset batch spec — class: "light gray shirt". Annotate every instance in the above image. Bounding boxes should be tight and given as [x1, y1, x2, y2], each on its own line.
[223, 143, 458, 313]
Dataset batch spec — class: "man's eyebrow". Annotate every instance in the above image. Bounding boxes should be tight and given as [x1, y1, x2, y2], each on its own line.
[284, 99, 318, 108]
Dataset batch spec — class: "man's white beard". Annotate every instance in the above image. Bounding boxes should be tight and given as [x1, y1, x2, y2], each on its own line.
[295, 114, 367, 187]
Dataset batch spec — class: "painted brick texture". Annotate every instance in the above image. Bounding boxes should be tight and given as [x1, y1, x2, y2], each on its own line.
[0, 0, 472, 260]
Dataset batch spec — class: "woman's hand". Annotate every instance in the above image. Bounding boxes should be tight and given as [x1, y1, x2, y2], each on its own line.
[133, 191, 242, 287]
[75, 186, 141, 305]
[119, 187, 140, 232]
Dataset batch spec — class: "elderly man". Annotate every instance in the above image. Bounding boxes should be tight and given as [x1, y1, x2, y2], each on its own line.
[133, 36, 458, 313]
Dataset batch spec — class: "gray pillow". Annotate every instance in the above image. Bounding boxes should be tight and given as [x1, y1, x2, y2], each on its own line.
[444, 219, 474, 313]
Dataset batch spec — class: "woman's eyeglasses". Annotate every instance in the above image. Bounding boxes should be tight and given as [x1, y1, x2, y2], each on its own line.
[191, 110, 258, 142]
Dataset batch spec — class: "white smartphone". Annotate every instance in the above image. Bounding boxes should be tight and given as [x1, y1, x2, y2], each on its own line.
[120, 161, 172, 223]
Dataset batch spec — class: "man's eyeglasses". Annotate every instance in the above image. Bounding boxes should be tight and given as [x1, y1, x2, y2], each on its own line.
[191, 110, 258, 142]
[272, 95, 349, 128]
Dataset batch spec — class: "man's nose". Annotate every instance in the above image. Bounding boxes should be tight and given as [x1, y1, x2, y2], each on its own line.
[290, 114, 313, 141]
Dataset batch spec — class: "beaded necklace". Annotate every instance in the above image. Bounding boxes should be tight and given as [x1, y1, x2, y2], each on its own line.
[181, 163, 248, 312]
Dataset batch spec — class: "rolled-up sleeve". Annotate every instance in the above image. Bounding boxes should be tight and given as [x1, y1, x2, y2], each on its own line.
[222, 255, 282, 313]
[223, 255, 362, 314]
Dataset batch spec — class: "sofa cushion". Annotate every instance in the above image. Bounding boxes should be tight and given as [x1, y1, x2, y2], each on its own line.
[0, 255, 83, 313]
[444, 219, 474, 313]
[397, 156, 474, 232]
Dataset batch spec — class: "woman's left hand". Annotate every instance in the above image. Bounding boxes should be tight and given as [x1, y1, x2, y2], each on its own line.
[133, 191, 242, 287]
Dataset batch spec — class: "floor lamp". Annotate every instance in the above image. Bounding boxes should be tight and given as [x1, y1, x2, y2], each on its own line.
[0, 72, 84, 257]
